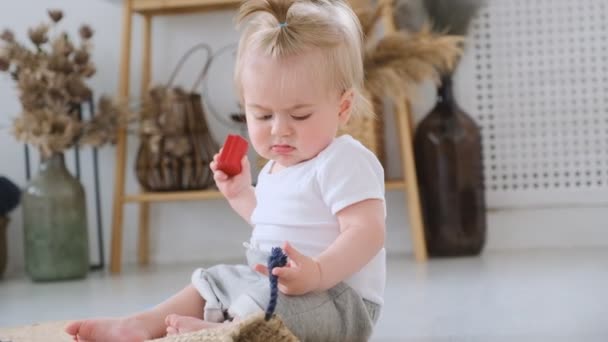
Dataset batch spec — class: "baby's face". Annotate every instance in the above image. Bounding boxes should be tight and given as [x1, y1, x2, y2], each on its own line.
[241, 49, 350, 170]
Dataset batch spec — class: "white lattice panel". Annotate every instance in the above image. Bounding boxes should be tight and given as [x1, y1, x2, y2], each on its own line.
[469, 0, 608, 207]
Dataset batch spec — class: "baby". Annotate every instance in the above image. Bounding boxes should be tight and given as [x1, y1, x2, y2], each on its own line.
[66, 1, 386, 341]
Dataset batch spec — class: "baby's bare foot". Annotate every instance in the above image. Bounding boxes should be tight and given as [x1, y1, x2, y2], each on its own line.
[164, 314, 226, 335]
[65, 317, 152, 342]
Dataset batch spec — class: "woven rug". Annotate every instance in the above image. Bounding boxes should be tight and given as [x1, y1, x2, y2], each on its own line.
[0, 314, 298, 342]
[0, 321, 72, 342]
[151, 313, 298, 342]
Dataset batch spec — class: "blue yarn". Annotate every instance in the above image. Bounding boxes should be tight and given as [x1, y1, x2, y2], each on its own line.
[265, 246, 288, 321]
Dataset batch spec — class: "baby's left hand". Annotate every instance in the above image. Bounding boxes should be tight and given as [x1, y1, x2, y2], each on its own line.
[254, 242, 322, 296]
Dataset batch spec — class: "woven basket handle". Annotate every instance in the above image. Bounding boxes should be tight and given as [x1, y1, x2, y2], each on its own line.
[166, 43, 213, 92]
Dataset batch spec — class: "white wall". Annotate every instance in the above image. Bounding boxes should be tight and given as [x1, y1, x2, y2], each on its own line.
[1, 0, 606, 278]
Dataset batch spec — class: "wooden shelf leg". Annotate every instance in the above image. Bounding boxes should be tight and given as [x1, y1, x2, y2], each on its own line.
[396, 99, 428, 262]
[138, 203, 150, 265]
[110, 0, 134, 274]
[138, 14, 153, 267]
[380, 0, 427, 262]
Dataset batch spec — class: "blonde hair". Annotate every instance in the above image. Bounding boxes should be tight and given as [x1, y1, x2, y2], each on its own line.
[234, 0, 373, 118]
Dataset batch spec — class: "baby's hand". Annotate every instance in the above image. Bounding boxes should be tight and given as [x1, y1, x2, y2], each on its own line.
[210, 151, 252, 199]
[254, 242, 322, 296]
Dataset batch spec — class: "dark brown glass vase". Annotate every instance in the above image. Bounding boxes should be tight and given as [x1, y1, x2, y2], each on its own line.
[414, 75, 487, 256]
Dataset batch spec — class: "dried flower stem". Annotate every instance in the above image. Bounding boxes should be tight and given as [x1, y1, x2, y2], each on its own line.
[0, 9, 131, 158]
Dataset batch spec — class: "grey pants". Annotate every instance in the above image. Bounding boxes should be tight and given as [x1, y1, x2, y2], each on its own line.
[191, 245, 381, 341]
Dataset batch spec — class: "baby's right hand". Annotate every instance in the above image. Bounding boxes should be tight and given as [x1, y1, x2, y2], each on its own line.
[210, 150, 252, 199]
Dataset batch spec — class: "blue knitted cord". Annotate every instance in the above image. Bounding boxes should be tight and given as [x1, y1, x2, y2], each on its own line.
[265, 247, 288, 320]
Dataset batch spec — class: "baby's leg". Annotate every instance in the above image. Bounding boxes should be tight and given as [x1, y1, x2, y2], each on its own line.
[165, 315, 241, 336]
[65, 284, 205, 342]
[164, 315, 220, 335]
[64, 317, 151, 342]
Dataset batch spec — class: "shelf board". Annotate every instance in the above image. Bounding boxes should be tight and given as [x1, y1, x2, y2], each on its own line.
[124, 189, 224, 202]
[124, 179, 407, 203]
[131, 0, 241, 15]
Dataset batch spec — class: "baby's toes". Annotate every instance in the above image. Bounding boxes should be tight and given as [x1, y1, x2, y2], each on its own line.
[166, 326, 179, 336]
[164, 314, 180, 328]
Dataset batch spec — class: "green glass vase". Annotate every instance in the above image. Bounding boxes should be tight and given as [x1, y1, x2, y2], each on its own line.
[22, 153, 89, 281]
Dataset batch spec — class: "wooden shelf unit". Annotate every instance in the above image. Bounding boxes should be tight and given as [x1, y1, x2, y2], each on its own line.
[110, 0, 427, 274]
[131, 0, 241, 14]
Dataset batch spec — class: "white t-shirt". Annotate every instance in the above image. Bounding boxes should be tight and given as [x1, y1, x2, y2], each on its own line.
[250, 135, 386, 305]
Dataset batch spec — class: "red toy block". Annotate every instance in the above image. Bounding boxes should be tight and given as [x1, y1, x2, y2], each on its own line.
[217, 135, 248, 177]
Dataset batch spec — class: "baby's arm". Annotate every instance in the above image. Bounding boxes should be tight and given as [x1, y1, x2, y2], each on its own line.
[226, 185, 256, 224]
[210, 154, 256, 224]
[315, 198, 385, 290]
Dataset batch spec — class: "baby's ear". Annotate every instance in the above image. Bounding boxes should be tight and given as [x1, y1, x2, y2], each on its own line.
[338, 88, 354, 124]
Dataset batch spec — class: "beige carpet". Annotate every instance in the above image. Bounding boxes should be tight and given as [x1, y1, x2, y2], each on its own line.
[0, 314, 298, 342]
[0, 321, 72, 342]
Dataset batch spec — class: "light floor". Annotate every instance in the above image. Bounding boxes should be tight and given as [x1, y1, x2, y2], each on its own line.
[1, 248, 607, 341]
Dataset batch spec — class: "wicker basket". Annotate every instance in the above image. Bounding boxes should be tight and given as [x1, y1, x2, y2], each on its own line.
[135, 44, 218, 192]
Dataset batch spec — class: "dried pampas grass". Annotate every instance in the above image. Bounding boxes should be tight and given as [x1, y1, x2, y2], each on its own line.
[363, 25, 463, 104]
[392, 0, 486, 36]
[338, 2, 462, 163]
[138, 85, 192, 157]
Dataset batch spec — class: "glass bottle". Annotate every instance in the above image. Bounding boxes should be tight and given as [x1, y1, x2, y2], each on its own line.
[22, 153, 89, 281]
[414, 75, 487, 256]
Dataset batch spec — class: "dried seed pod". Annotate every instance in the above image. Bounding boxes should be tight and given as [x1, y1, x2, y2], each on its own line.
[28, 24, 49, 46]
[78, 25, 93, 39]
[1, 29, 15, 43]
[73, 49, 89, 65]
[48, 9, 64, 23]
[0, 57, 9, 71]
